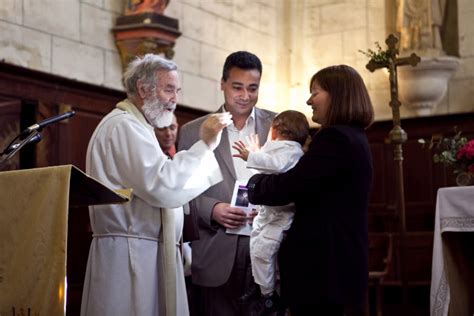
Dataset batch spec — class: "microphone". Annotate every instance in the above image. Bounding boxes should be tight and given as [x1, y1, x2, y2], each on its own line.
[3, 133, 42, 155]
[21, 111, 75, 135]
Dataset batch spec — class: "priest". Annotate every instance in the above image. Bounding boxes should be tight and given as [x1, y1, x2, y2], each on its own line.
[81, 54, 231, 316]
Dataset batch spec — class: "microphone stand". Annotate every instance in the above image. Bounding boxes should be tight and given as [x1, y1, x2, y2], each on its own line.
[0, 130, 41, 169]
[1, 110, 74, 169]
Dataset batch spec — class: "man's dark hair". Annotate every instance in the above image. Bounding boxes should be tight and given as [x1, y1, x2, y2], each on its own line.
[222, 51, 262, 81]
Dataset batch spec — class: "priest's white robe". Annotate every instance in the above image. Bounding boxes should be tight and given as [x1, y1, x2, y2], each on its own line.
[80, 100, 222, 316]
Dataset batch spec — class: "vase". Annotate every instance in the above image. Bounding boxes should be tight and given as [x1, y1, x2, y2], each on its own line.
[455, 172, 474, 186]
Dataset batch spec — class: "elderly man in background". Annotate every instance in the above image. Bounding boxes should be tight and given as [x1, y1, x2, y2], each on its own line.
[81, 54, 231, 316]
[155, 112, 195, 312]
[156, 113, 179, 158]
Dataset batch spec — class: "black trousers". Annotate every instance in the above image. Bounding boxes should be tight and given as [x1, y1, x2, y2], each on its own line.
[289, 303, 365, 316]
[195, 236, 258, 316]
[289, 304, 343, 316]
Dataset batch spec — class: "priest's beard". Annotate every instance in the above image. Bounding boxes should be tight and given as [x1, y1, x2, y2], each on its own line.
[142, 95, 176, 128]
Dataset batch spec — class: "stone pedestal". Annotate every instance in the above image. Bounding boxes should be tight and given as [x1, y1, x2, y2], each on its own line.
[113, 9, 181, 71]
[398, 56, 460, 116]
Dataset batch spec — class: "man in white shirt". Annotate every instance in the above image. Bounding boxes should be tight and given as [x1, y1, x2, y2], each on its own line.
[178, 51, 276, 316]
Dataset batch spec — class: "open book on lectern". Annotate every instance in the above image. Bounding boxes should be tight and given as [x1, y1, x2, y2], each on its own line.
[69, 165, 132, 207]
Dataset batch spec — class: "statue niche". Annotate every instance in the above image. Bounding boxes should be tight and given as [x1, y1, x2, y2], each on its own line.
[395, 0, 459, 116]
[396, 0, 446, 57]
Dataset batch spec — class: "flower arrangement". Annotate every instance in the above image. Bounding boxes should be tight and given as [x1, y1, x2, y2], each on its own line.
[418, 129, 474, 185]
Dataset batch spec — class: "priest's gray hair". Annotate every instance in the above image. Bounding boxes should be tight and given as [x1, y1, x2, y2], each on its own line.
[123, 54, 178, 98]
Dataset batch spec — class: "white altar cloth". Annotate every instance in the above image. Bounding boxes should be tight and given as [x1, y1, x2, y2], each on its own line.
[430, 186, 474, 316]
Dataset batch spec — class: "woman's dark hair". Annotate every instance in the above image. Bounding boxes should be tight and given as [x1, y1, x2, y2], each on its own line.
[272, 110, 309, 146]
[310, 65, 374, 129]
[222, 51, 262, 81]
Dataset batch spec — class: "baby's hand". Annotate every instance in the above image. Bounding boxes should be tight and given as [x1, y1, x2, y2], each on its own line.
[245, 133, 260, 152]
[232, 140, 249, 161]
[232, 133, 260, 161]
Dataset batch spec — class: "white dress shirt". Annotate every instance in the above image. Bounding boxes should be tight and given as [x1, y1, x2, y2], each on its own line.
[225, 106, 256, 182]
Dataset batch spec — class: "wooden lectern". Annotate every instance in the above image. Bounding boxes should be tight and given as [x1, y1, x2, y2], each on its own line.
[0, 165, 131, 316]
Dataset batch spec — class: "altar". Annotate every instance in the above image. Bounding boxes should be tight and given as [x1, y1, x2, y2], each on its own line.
[430, 186, 474, 316]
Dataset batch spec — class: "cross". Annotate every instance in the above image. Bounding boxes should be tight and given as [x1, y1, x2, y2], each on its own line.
[365, 33, 420, 308]
[366, 34, 420, 134]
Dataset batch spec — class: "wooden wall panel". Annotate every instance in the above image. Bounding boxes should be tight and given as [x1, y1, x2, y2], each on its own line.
[0, 99, 21, 171]
[62, 110, 106, 170]
[366, 111, 474, 300]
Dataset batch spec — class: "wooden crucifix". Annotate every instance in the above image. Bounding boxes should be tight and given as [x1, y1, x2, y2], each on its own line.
[365, 34, 420, 306]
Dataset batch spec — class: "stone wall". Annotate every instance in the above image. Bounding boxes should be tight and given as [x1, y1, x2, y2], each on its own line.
[298, 0, 473, 121]
[0, 0, 124, 89]
[165, 0, 280, 112]
[294, 0, 390, 121]
[448, 0, 474, 115]
[0, 0, 472, 121]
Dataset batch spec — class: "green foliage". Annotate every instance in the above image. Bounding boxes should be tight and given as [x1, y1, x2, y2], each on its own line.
[358, 42, 390, 64]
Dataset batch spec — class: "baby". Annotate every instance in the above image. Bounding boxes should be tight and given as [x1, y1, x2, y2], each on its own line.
[233, 110, 310, 314]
